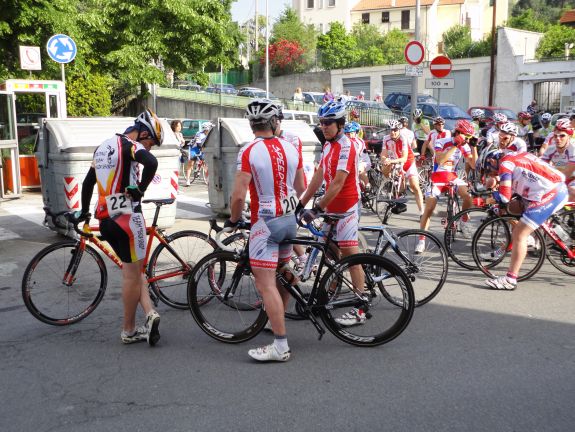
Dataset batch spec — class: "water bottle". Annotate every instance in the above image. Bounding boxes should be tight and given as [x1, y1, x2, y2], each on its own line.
[300, 247, 320, 282]
[553, 223, 570, 244]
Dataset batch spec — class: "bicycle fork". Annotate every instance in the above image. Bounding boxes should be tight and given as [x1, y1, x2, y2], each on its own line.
[62, 243, 85, 286]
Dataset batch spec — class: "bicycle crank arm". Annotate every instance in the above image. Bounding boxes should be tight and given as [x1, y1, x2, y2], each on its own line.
[306, 313, 325, 340]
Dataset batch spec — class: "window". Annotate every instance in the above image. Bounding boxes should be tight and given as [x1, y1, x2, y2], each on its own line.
[362, 13, 370, 24]
[401, 10, 410, 30]
[319, 23, 324, 33]
[307, 0, 314, 8]
[382, 12, 390, 23]
[328, 0, 336, 6]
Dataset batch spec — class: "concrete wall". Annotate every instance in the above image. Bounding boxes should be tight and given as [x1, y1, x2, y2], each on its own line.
[251, 70, 332, 99]
[124, 96, 245, 121]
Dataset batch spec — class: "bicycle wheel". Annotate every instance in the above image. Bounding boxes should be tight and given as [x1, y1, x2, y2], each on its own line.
[318, 254, 414, 347]
[201, 161, 209, 185]
[545, 209, 575, 276]
[188, 251, 266, 343]
[148, 230, 218, 309]
[380, 229, 448, 307]
[471, 215, 546, 281]
[444, 207, 491, 270]
[22, 241, 107, 326]
[375, 180, 392, 220]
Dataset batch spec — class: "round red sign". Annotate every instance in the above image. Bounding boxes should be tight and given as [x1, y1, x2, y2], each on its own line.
[430, 55, 452, 78]
[404, 41, 425, 66]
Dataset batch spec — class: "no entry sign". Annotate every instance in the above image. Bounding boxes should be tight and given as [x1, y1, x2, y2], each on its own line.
[430, 55, 452, 78]
[404, 41, 425, 66]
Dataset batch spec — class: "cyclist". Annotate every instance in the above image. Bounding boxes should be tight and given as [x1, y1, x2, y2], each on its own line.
[417, 120, 478, 252]
[535, 113, 553, 154]
[297, 99, 366, 327]
[226, 99, 305, 362]
[344, 121, 371, 189]
[381, 119, 424, 216]
[485, 112, 507, 146]
[412, 108, 431, 155]
[540, 118, 575, 202]
[470, 108, 485, 137]
[184, 122, 212, 186]
[539, 115, 575, 155]
[517, 111, 535, 151]
[348, 109, 364, 139]
[78, 109, 163, 346]
[398, 116, 416, 150]
[423, 116, 451, 156]
[497, 122, 527, 154]
[482, 150, 567, 290]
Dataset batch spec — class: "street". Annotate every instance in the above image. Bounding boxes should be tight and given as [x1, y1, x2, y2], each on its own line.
[1, 182, 574, 432]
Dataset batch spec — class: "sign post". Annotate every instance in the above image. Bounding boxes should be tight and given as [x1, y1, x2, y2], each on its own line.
[19, 46, 42, 74]
[429, 55, 453, 114]
[404, 41, 425, 125]
[46, 34, 77, 82]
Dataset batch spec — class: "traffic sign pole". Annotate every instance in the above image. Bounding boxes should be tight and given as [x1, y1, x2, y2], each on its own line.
[411, 0, 421, 130]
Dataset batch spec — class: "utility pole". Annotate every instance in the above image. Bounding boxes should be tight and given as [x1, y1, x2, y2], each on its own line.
[265, 0, 269, 97]
[488, 0, 497, 106]
[254, 0, 259, 52]
[410, 0, 421, 129]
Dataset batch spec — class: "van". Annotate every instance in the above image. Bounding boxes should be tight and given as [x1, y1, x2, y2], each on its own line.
[282, 110, 318, 126]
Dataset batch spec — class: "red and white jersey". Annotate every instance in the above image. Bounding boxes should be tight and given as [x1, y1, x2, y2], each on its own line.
[383, 133, 415, 171]
[427, 129, 451, 148]
[540, 142, 575, 168]
[501, 137, 527, 154]
[350, 136, 371, 167]
[321, 134, 360, 213]
[237, 136, 302, 223]
[432, 137, 471, 175]
[279, 129, 307, 186]
[400, 128, 415, 148]
[498, 152, 565, 203]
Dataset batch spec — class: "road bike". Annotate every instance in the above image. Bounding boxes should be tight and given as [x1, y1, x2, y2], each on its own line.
[187, 216, 415, 347]
[188, 154, 208, 185]
[22, 199, 218, 325]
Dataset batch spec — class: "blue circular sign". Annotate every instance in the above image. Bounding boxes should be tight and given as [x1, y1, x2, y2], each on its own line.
[46, 34, 77, 64]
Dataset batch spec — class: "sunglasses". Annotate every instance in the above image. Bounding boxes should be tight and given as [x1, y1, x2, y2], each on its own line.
[319, 119, 336, 126]
[555, 133, 569, 138]
[462, 134, 473, 140]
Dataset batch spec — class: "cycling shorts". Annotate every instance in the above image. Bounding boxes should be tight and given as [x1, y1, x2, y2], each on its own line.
[321, 202, 360, 248]
[189, 147, 203, 161]
[521, 184, 568, 230]
[415, 139, 425, 155]
[403, 161, 418, 179]
[427, 172, 467, 199]
[99, 212, 147, 263]
[249, 214, 297, 269]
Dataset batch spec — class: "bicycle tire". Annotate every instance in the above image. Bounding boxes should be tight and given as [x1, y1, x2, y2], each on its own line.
[318, 253, 415, 347]
[22, 241, 107, 326]
[444, 207, 491, 270]
[471, 215, 546, 281]
[545, 209, 575, 276]
[148, 230, 218, 309]
[380, 229, 448, 307]
[188, 251, 266, 343]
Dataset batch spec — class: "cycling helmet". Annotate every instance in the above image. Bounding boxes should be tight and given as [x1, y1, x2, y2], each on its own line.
[317, 100, 347, 120]
[201, 122, 214, 131]
[499, 122, 518, 136]
[412, 108, 423, 119]
[518, 111, 532, 121]
[555, 118, 574, 136]
[344, 122, 361, 133]
[398, 116, 409, 124]
[540, 112, 552, 123]
[135, 109, 164, 145]
[470, 108, 484, 119]
[433, 116, 445, 125]
[482, 149, 503, 173]
[388, 119, 401, 130]
[492, 113, 507, 124]
[245, 98, 281, 122]
[454, 119, 475, 136]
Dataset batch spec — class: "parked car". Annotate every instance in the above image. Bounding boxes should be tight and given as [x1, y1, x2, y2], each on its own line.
[403, 102, 471, 131]
[384, 92, 437, 112]
[206, 84, 237, 95]
[302, 92, 324, 106]
[173, 80, 201, 91]
[346, 100, 385, 110]
[282, 110, 318, 126]
[237, 88, 279, 100]
[179, 119, 211, 143]
[550, 112, 572, 127]
[362, 125, 386, 155]
[467, 106, 517, 128]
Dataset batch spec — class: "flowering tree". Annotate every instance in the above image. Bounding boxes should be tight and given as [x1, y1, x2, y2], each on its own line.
[262, 39, 306, 76]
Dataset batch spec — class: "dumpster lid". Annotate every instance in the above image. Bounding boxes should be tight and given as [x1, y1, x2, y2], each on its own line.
[44, 117, 179, 152]
[219, 118, 320, 147]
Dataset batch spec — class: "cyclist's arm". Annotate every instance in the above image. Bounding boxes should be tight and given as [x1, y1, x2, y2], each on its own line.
[133, 149, 158, 193]
[229, 171, 251, 222]
[299, 165, 324, 206]
[316, 170, 348, 210]
[81, 166, 96, 214]
[294, 168, 306, 197]
[422, 121, 431, 135]
[434, 144, 458, 165]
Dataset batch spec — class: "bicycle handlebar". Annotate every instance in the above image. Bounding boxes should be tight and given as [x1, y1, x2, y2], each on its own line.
[209, 219, 249, 252]
[43, 207, 93, 238]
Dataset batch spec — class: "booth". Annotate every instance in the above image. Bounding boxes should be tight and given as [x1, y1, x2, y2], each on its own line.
[0, 90, 19, 198]
[204, 119, 322, 216]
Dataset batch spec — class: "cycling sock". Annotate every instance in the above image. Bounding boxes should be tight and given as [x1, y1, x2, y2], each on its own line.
[274, 335, 289, 353]
[506, 272, 518, 281]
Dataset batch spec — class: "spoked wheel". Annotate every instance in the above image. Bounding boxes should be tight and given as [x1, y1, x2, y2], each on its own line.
[545, 208, 575, 276]
[201, 162, 209, 185]
[444, 207, 491, 270]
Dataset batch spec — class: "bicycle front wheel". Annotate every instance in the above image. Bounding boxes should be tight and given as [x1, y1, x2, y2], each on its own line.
[444, 207, 491, 270]
[545, 208, 575, 276]
[201, 162, 209, 185]
[318, 254, 414, 347]
[381, 229, 448, 307]
[148, 230, 218, 309]
[188, 251, 266, 343]
[22, 241, 107, 326]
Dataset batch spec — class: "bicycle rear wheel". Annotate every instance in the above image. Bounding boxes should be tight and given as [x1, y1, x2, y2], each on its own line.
[381, 229, 448, 307]
[318, 254, 414, 347]
[148, 230, 218, 309]
[471, 215, 546, 281]
[188, 251, 266, 343]
[545, 209, 575, 276]
[22, 241, 107, 326]
[444, 207, 491, 270]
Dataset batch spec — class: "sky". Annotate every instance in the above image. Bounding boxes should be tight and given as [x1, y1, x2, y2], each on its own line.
[230, 0, 292, 24]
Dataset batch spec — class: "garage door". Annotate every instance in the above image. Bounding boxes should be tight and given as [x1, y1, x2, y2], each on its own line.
[382, 75, 411, 99]
[343, 77, 370, 100]
[432, 70, 470, 109]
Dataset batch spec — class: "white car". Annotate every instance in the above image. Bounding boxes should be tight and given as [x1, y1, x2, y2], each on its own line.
[282, 110, 319, 126]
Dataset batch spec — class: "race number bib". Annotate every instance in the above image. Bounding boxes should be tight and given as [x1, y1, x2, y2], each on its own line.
[258, 194, 298, 217]
[280, 194, 298, 214]
[105, 193, 133, 218]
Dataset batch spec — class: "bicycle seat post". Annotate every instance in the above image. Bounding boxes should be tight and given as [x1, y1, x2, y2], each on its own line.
[151, 203, 162, 228]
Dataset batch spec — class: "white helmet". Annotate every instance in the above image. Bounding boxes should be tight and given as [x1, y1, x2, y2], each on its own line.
[413, 108, 423, 118]
[499, 122, 518, 136]
[492, 113, 508, 123]
[202, 122, 214, 131]
[541, 112, 552, 122]
[470, 108, 484, 119]
[388, 119, 401, 130]
[135, 109, 165, 145]
[245, 99, 281, 122]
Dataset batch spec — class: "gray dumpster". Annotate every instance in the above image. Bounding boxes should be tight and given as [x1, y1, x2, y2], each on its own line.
[204, 118, 321, 216]
[36, 117, 180, 233]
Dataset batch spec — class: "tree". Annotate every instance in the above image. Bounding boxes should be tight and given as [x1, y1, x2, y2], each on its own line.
[351, 23, 385, 66]
[66, 72, 112, 116]
[317, 22, 359, 69]
[511, 0, 575, 25]
[536, 24, 575, 59]
[506, 9, 548, 33]
[380, 29, 409, 64]
[271, 7, 317, 71]
[442, 25, 491, 59]
[264, 39, 306, 76]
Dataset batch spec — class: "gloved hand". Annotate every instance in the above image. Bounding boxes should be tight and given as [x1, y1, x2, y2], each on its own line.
[71, 210, 89, 221]
[125, 185, 144, 202]
[468, 137, 478, 147]
[453, 134, 466, 147]
[300, 205, 322, 225]
[295, 201, 304, 218]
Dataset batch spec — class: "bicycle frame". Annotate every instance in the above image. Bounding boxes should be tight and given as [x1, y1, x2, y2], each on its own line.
[540, 221, 575, 260]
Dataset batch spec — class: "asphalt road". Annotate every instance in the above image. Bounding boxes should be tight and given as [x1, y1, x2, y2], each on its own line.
[1, 183, 574, 432]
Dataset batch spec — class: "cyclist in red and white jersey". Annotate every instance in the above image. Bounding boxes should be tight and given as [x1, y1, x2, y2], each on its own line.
[423, 116, 451, 155]
[398, 116, 416, 150]
[381, 119, 424, 215]
[344, 121, 371, 189]
[485, 112, 508, 146]
[78, 109, 164, 346]
[417, 120, 477, 252]
[298, 100, 366, 327]
[497, 122, 527, 154]
[482, 150, 567, 290]
[227, 99, 306, 362]
[540, 118, 575, 201]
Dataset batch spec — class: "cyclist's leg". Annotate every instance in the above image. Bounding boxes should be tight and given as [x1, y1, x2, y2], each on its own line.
[456, 182, 473, 212]
[405, 163, 423, 214]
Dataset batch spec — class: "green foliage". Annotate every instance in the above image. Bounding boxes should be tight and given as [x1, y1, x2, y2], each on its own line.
[351, 24, 385, 66]
[506, 9, 549, 32]
[442, 25, 491, 58]
[317, 22, 360, 69]
[380, 29, 410, 64]
[536, 24, 575, 58]
[511, 0, 575, 25]
[66, 72, 112, 116]
[271, 7, 318, 70]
